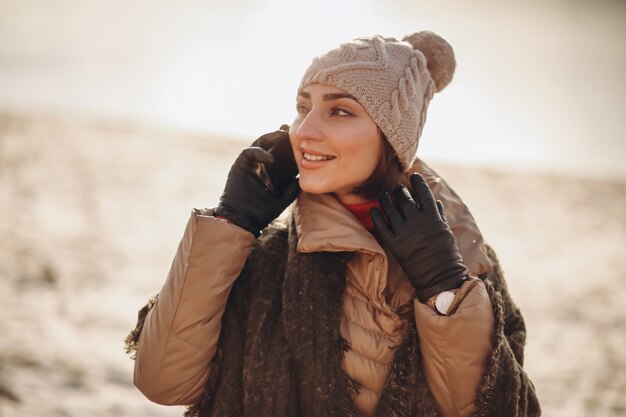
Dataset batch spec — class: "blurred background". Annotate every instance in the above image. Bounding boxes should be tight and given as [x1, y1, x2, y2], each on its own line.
[0, 0, 624, 416]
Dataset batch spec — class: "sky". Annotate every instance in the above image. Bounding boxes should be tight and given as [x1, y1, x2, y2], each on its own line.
[0, 0, 624, 178]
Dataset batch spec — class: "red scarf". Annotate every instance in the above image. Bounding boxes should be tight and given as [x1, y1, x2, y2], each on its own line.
[341, 200, 381, 232]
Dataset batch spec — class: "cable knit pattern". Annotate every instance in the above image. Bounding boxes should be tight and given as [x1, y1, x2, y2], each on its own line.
[299, 32, 453, 170]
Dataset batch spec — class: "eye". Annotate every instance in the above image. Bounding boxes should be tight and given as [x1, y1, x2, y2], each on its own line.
[331, 107, 354, 117]
[296, 104, 310, 115]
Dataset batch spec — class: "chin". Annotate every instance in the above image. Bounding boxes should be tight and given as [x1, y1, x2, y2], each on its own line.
[298, 181, 327, 195]
[298, 177, 334, 195]
[298, 178, 358, 201]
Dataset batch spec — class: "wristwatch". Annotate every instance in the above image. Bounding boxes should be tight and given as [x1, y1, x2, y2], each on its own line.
[427, 290, 457, 315]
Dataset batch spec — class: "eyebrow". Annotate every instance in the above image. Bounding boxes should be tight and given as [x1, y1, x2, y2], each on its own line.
[298, 90, 359, 103]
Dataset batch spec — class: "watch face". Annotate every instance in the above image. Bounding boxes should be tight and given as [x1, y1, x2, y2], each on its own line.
[435, 291, 456, 315]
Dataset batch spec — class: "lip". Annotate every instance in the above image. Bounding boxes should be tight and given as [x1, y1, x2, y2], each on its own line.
[299, 148, 336, 169]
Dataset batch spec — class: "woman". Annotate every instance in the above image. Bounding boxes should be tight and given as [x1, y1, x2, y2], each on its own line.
[126, 31, 540, 417]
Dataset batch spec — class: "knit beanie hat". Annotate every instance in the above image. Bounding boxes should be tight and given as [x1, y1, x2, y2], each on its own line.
[298, 31, 456, 171]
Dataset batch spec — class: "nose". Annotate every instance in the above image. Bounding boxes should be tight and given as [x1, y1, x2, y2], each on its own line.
[292, 109, 324, 143]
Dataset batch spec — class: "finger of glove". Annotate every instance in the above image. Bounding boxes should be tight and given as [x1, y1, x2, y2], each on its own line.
[240, 146, 274, 166]
[378, 192, 404, 233]
[436, 200, 447, 223]
[250, 131, 280, 149]
[278, 178, 301, 206]
[252, 130, 289, 150]
[261, 140, 298, 196]
[392, 185, 418, 219]
[266, 135, 297, 176]
[370, 207, 395, 241]
[410, 173, 438, 213]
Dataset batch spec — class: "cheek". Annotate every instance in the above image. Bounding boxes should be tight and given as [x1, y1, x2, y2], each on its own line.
[345, 133, 382, 174]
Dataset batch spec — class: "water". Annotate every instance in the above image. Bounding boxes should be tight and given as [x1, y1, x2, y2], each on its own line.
[0, 0, 624, 179]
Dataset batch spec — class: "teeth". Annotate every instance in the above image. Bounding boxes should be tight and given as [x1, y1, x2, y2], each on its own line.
[303, 152, 334, 161]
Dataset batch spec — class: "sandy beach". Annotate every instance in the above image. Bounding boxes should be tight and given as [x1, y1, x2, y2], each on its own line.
[0, 111, 624, 417]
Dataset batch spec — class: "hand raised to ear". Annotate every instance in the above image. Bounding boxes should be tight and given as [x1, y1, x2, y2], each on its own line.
[215, 128, 300, 237]
[252, 125, 299, 196]
[370, 173, 467, 302]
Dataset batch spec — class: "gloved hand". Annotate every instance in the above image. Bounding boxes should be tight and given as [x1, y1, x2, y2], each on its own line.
[370, 173, 467, 302]
[214, 126, 300, 237]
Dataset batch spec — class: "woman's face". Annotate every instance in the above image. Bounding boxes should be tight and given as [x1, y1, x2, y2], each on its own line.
[290, 83, 383, 204]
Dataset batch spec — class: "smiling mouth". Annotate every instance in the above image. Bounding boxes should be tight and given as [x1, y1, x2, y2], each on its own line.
[303, 152, 335, 162]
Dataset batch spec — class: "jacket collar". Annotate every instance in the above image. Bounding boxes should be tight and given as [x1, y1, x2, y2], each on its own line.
[291, 158, 494, 276]
[293, 192, 385, 256]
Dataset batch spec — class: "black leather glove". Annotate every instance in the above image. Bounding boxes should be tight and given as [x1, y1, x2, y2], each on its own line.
[370, 173, 467, 302]
[214, 126, 300, 237]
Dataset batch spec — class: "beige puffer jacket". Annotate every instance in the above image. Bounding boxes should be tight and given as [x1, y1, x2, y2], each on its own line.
[133, 160, 495, 417]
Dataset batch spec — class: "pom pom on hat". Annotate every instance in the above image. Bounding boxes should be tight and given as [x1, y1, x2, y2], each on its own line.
[403, 31, 456, 92]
